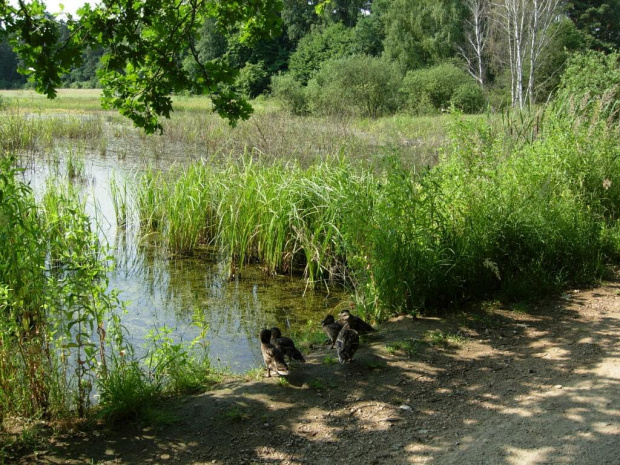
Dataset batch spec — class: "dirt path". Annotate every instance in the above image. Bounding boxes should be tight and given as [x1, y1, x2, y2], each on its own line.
[11, 276, 620, 464]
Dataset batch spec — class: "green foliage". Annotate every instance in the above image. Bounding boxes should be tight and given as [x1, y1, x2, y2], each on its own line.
[306, 55, 403, 117]
[142, 311, 213, 394]
[97, 358, 159, 423]
[351, 11, 385, 56]
[450, 82, 486, 114]
[552, 50, 620, 124]
[0, 38, 25, 89]
[270, 72, 309, 115]
[0, 159, 123, 419]
[281, 0, 317, 42]
[567, 0, 620, 51]
[401, 63, 476, 114]
[236, 61, 270, 98]
[534, 19, 589, 103]
[382, 0, 466, 70]
[288, 23, 356, 84]
[2, 0, 282, 133]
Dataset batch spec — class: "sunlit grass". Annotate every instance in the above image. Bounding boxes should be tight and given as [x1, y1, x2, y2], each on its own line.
[0, 88, 104, 112]
[423, 330, 465, 348]
[385, 339, 426, 357]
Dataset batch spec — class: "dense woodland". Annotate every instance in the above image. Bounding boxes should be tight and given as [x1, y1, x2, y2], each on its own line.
[1, 0, 619, 120]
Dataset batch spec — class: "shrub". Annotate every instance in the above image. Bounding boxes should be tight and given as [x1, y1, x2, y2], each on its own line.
[552, 50, 620, 124]
[236, 61, 270, 98]
[305, 55, 403, 118]
[270, 73, 309, 115]
[400, 63, 474, 114]
[450, 82, 486, 113]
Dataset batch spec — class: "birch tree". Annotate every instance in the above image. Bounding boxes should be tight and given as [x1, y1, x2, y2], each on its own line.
[460, 0, 490, 88]
[493, 0, 563, 108]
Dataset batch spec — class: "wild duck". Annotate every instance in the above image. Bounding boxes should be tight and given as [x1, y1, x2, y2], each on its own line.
[321, 314, 343, 348]
[260, 329, 290, 377]
[270, 327, 306, 362]
[338, 309, 375, 334]
[336, 322, 359, 364]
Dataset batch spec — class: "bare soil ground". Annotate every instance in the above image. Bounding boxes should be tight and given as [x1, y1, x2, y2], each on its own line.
[6, 275, 620, 465]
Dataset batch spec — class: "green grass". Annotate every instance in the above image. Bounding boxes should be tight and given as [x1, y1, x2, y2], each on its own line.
[223, 405, 249, 422]
[385, 339, 426, 357]
[244, 367, 266, 381]
[308, 378, 330, 390]
[125, 101, 620, 316]
[423, 330, 465, 348]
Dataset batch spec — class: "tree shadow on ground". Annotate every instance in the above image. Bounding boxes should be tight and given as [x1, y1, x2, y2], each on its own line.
[17, 278, 620, 464]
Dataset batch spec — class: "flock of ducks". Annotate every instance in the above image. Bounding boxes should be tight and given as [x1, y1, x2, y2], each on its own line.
[260, 309, 375, 377]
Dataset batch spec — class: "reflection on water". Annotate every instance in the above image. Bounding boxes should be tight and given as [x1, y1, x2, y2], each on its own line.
[23, 144, 347, 373]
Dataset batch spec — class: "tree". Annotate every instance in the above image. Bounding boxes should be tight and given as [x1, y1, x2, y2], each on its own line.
[352, 7, 386, 56]
[567, 0, 620, 51]
[0, 38, 25, 88]
[382, 0, 466, 70]
[460, 0, 490, 88]
[493, 0, 564, 108]
[288, 23, 356, 84]
[281, 0, 318, 42]
[1, 0, 282, 133]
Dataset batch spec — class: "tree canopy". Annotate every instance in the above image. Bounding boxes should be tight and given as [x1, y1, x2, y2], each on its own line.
[1, 0, 619, 124]
[1, 0, 282, 133]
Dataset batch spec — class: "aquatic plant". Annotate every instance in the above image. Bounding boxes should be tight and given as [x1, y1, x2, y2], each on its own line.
[131, 100, 620, 319]
[0, 160, 124, 419]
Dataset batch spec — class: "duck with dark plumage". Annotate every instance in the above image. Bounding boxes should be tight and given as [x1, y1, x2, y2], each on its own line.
[270, 327, 306, 363]
[260, 329, 289, 377]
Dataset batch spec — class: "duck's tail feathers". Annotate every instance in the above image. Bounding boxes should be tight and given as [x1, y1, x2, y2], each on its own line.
[288, 349, 306, 362]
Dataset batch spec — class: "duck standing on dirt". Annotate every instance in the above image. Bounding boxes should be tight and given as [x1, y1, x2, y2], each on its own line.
[321, 314, 343, 348]
[270, 327, 306, 362]
[336, 322, 359, 363]
[260, 329, 290, 377]
[338, 309, 375, 334]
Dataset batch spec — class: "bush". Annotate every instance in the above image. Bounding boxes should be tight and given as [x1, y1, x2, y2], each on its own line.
[450, 82, 486, 113]
[270, 73, 309, 115]
[305, 55, 403, 118]
[235, 61, 270, 98]
[552, 50, 620, 124]
[400, 63, 475, 114]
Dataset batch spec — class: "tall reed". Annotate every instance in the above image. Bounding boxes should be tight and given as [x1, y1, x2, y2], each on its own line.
[131, 106, 620, 318]
[0, 160, 124, 420]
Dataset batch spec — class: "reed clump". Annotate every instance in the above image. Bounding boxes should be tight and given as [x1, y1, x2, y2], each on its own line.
[133, 105, 620, 319]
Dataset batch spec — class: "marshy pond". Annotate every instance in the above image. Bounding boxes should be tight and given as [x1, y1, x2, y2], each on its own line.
[20, 112, 350, 374]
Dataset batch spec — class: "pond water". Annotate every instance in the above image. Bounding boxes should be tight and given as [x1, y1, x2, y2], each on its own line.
[23, 134, 348, 373]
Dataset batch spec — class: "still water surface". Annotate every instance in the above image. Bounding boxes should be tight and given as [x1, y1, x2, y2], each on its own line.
[24, 143, 347, 373]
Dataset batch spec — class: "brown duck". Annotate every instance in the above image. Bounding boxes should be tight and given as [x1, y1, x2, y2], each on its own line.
[270, 327, 306, 362]
[260, 329, 289, 377]
[336, 322, 359, 364]
[321, 314, 343, 349]
[338, 309, 375, 334]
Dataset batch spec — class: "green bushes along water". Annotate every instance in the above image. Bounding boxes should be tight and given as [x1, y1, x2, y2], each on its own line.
[130, 109, 619, 322]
